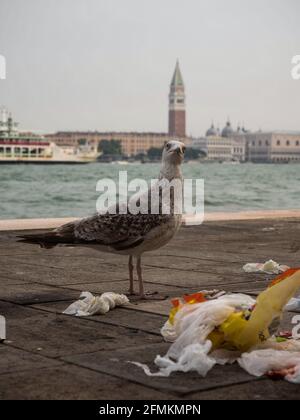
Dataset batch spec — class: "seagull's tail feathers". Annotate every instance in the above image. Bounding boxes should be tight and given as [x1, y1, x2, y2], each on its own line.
[18, 232, 63, 249]
[17, 223, 76, 249]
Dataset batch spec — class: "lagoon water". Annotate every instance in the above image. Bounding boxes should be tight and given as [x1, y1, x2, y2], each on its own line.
[0, 162, 299, 219]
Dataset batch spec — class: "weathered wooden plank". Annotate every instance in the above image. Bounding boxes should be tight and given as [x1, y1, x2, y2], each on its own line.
[62, 343, 256, 395]
[0, 259, 128, 286]
[31, 302, 167, 335]
[1, 301, 163, 358]
[61, 280, 194, 298]
[0, 284, 79, 304]
[0, 345, 62, 375]
[187, 378, 300, 400]
[0, 364, 173, 400]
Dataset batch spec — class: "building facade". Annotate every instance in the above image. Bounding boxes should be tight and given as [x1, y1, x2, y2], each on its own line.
[46, 131, 189, 157]
[191, 135, 246, 162]
[245, 131, 300, 163]
[232, 137, 246, 162]
[192, 123, 300, 163]
[168, 60, 186, 138]
[190, 120, 246, 162]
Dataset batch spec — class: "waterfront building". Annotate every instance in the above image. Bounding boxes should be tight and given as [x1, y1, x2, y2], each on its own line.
[191, 120, 246, 162]
[46, 131, 189, 157]
[245, 131, 300, 163]
[196, 123, 300, 163]
[232, 137, 246, 162]
[191, 135, 244, 162]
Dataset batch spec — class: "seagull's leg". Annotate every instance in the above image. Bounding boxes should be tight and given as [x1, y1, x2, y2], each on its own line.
[136, 256, 163, 300]
[136, 256, 145, 298]
[128, 255, 134, 295]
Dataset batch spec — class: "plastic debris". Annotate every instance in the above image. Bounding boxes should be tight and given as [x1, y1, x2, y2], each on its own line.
[63, 291, 129, 316]
[238, 348, 300, 384]
[262, 227, 275, 232]
[284, 297, 300, 313]
[243, 259, 289, 274]
[130, 268, 300, 383]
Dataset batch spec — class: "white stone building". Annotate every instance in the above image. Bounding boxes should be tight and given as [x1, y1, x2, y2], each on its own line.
[190, 121, 246, 162]
[245, 131, 300, 163]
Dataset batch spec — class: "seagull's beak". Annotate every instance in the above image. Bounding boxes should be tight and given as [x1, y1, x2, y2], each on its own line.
[173, 146, 184, 156]
[164, 142, 185, 162]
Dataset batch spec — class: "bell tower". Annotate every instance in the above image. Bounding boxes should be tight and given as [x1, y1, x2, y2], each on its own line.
[168, 60, 186, 137]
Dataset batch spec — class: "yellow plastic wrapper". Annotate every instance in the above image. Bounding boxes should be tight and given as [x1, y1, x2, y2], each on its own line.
[208, 268, 300, 352]
[168, 268, 300, 353]
[231, 268, 300, 351]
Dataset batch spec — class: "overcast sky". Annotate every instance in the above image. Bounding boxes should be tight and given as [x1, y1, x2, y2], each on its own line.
[0, 0, 299, 136]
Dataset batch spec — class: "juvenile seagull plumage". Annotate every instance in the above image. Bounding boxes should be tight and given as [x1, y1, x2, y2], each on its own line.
[19, 140, 186, 299]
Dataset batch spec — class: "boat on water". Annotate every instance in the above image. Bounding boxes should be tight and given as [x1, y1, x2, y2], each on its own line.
[0, 109, 100, 164]
[221, 160, 241, 165]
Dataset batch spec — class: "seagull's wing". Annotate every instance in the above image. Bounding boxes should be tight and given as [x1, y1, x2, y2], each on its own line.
[18, 179, 177, 250]
[70, 183, 173, 250]
[72, 211, 170, 250]
[18, 211, 170, 251]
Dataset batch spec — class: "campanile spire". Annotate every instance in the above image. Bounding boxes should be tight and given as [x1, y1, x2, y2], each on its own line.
[168, 60, 186, 137]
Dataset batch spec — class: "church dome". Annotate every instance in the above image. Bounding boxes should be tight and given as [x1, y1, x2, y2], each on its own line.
[206, 123, 217, 137]
[221, 120, 234, 137]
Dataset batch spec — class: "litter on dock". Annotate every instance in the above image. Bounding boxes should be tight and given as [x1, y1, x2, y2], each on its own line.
[63, 291, 129, 317]
[131, 268, 300, 384]
[243, 259, 289, 274]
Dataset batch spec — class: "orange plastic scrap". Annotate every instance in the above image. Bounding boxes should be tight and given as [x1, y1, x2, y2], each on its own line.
[183, 292, 207, 304]
[168, 293, 207, 325]
[269, 268, 300, 288]
[171, 298, 181, 308]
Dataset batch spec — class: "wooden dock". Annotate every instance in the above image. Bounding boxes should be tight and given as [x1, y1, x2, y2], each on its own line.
[0, 217, 300, 400]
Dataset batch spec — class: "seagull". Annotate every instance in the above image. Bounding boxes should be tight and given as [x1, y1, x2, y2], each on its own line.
[19, 140, 186, 299]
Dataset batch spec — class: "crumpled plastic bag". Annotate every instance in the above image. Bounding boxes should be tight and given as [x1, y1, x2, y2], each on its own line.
[130, 341, 216, 378]
[63, 291, 129, 316]
[130, 293, 256, 377]
[130, 268, 300, 383]
[238, 348, 300, 384]
[243, 260, 289, 274]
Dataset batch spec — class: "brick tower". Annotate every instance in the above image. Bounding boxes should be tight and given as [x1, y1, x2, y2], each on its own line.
[168, 60, 186, 137]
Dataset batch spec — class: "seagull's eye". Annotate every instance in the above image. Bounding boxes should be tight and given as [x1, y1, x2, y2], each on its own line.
[165, 143, 170, 150]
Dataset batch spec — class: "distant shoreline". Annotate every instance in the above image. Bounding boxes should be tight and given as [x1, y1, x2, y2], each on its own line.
[1, 209, 300, 231]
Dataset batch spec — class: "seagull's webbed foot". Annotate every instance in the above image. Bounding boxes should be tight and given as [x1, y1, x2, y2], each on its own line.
[145, 290, 159, 296]
[126, 290, 140, 297]
[127, 256, 168, 301]
[127, 290, 167, 301]
[138, 292, 168, 301]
